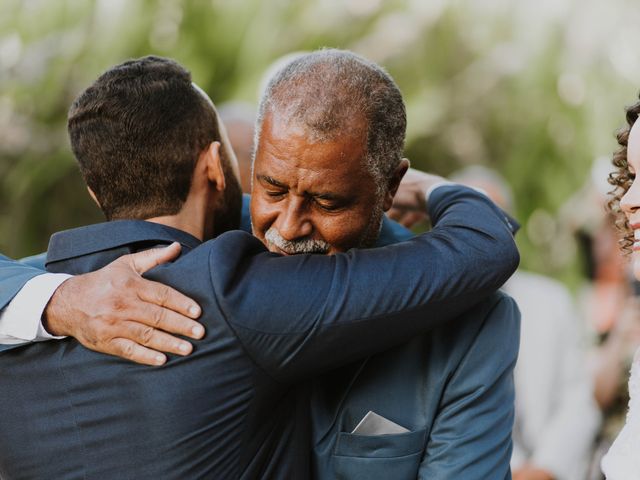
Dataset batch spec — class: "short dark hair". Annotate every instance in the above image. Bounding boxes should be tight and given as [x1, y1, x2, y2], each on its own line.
[68, 55, 219, 220]
[256, 49, 406, 195]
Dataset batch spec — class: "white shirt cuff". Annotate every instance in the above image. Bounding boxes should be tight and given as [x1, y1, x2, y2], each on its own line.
[0, 273, 70, 344]
[424, 181, 455, 201]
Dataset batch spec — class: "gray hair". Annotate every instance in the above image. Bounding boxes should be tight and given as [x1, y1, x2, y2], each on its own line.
[255, 49, 406, 195]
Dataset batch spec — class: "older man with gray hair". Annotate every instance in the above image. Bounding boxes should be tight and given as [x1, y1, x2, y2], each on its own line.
[245, 49, 521, 479]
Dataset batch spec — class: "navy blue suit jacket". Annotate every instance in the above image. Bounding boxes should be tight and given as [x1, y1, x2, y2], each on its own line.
[0, 186, 518, 478]
[0, 195, 412, 317]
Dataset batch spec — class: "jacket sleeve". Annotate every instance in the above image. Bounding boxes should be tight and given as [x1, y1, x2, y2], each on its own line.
[417, 294, 520, 479]
[0, 254, 47, 311]
[207, 185, 520, 382]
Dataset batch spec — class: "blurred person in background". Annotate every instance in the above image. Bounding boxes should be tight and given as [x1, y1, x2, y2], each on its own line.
[452, 166, 601, 480]
[600, 94, 640, 479]
[218, 101, 256, 194]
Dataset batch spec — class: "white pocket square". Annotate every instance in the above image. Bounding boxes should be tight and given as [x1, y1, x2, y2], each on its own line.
[351, 411, 410, 436]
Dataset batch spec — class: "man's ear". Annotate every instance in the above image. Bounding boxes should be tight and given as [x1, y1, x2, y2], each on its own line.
[204, 141, 226, 192]
[87, 187, 101, 208]
[382, 158, 410, 211]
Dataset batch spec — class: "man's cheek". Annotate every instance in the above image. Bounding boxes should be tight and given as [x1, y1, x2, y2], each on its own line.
[326, 229, 361, 252]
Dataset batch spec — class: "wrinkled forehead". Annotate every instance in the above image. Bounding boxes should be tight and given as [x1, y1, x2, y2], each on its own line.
[259, 108, 367, 151]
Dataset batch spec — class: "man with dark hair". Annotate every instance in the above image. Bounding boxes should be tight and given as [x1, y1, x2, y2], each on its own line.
[0, 52, 518, 478]
[70, 56, 242, 234]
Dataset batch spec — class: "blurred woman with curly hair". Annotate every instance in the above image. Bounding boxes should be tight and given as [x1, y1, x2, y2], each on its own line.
[601, 98, 640, 479]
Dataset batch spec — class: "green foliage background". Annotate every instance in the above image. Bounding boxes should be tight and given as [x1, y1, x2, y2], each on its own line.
[2, 0, 639, 287]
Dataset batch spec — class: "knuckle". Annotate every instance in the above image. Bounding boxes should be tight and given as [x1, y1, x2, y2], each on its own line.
[120, 342, 135, 359]
[90, 320, 109, 342]
[156, 285, 170, 305]
[151, 308, 166, 327]
[123, 276, 137, 290]
[140, 326, 155, 345]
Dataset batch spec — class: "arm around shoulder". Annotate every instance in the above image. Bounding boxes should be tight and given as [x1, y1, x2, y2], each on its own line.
[209, 187, 520, 382]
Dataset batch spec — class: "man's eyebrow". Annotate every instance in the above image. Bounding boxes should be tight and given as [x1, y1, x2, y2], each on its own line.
[308, 191, 344, 201]
[256, 174, 287, 188]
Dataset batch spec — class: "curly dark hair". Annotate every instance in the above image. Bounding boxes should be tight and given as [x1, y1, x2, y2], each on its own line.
[608, 97, 640, 253]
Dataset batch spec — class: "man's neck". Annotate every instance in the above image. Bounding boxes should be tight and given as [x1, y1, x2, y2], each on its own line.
[145, 215, 205, 242]
[144, 187, 215, 242]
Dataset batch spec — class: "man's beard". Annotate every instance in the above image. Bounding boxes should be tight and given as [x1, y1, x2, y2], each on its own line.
[264, 228, 330, 255]
[356, 200, 384, 249]
[211, 160, 243, 237]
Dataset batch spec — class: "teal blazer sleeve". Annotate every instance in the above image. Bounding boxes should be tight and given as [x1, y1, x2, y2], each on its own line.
[0, 254, 47, 311]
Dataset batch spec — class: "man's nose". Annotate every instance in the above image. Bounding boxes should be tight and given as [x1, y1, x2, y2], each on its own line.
[277, 197, 313, 240]
[621, 180, 640, 216]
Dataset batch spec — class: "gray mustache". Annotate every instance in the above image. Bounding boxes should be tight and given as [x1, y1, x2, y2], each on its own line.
[265, 227, 330, 255]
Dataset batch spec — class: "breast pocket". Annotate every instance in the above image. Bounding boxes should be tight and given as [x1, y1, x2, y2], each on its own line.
[332, 428, 427, 480]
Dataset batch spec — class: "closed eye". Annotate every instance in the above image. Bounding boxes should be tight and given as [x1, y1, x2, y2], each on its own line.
[313, 198, 342, 212]
[266, 190, 286, 198]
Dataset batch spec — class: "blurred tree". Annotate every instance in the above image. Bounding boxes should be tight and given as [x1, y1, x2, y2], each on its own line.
[1, 0, 638, 288]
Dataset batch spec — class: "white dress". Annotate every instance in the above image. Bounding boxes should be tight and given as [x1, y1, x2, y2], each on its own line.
[601, 348, 640, 479]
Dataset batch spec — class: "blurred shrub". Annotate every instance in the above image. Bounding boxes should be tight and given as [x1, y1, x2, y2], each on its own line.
[1, 0, 639, 287]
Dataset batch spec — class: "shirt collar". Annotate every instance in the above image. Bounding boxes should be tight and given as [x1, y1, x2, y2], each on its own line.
[46, 220, 202, 265]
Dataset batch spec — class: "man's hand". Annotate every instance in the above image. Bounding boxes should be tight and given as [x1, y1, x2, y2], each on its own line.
[387, 167, 447, 228]
[43, 242, 203, 366]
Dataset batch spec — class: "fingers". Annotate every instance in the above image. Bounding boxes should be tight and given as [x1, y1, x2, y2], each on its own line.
[48, 244, 205, 365]
[102, 319, 197, 366]
[123, 320, 194, 356]
[399, 211, 428, 228]
[108, 338, 168, 366]
[127, 300, 205, 340]
[387, 209, 427, 228]
[136, 279, 202, 328]
[127, 242, 182, 274]
[387, 207, 402, 222]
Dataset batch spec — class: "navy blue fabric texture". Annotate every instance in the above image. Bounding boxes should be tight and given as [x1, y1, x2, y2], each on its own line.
[0, 186, 519, 478]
